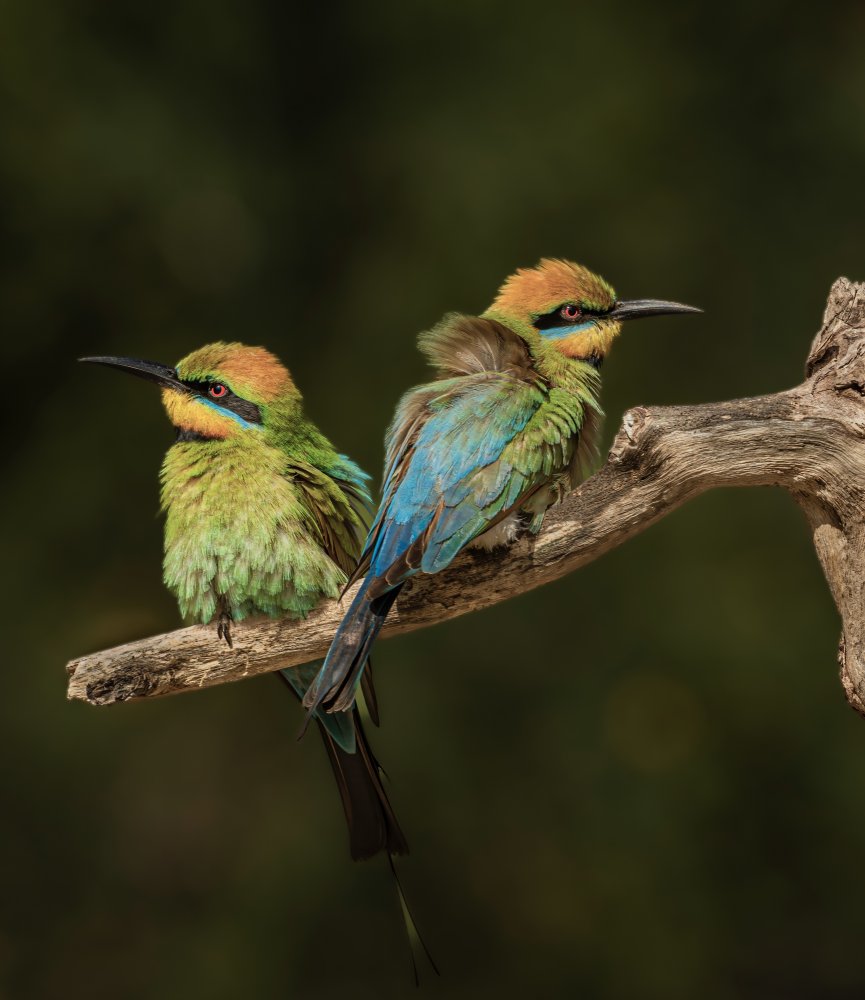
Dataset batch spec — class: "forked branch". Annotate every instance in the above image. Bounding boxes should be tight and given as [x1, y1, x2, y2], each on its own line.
[66, 278, 865, 715]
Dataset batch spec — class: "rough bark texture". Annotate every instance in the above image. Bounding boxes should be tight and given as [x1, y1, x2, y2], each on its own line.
[66, 278, 865, 715]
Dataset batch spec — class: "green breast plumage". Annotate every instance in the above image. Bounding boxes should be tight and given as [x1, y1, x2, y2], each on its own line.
[160, 436, 346, 623]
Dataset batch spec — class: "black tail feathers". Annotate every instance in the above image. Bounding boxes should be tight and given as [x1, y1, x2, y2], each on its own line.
[317, 709, 409, 861]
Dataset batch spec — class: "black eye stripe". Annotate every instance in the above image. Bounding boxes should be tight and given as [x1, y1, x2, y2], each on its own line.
[181, 379, 263, 424]
[534, 302, 610, 330]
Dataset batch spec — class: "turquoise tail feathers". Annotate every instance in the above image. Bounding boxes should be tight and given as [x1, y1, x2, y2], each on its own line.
[282, 661, 356, 751]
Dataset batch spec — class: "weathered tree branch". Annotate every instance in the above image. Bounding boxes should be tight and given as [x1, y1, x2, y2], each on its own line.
[66, 278, 865, 715]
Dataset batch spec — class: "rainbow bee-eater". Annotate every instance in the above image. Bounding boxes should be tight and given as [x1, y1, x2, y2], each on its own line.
[80, 343, 407, 861]
[304, 258, 701, 715]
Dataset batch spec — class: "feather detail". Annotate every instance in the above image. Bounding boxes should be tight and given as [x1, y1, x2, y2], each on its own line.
[418, 313, 533, 378]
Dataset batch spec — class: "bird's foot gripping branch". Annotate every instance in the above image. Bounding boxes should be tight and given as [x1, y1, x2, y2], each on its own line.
[67, 278, 865, 716]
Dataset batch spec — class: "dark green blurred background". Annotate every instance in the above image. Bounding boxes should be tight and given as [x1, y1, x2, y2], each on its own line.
[4, 1, 865, 997]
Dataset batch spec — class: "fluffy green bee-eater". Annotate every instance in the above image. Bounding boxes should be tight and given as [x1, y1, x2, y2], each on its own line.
[305, 258, 701, 715]
[81, 342, 407, 861]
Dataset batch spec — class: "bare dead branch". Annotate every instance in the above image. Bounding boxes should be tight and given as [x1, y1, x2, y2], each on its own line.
[66, 278, 865, 715]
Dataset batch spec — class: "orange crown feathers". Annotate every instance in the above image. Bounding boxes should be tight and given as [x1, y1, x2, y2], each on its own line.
[176, 342, 292, 404]
[489, 258, 616, 318]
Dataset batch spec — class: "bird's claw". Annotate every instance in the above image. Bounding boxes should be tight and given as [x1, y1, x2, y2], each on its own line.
[217, 610, 234, 648]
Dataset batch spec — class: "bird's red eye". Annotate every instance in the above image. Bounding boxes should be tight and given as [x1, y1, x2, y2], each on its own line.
[209, 383, 228, 398]
[561, 304, 581, 321]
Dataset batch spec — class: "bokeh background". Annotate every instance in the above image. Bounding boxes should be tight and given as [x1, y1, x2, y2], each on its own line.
[4, 1, 865, 997]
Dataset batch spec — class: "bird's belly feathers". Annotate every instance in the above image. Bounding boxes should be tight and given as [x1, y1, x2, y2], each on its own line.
[160, 443, 344, 624]
[470, 513, 521, 551]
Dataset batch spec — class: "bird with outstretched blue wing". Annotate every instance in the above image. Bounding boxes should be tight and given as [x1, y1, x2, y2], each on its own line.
[304, 258, 701, 716]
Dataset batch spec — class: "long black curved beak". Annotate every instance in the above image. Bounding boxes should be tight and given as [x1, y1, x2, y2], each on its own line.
[608, 299, 702, 322]
[79, 356, 190, 392]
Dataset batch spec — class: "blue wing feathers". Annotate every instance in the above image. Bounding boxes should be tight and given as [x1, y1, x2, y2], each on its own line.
[368, 376, 542, 579]
[303, 373, 544, 716]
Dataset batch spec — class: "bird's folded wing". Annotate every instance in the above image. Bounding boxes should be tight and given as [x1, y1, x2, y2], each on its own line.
[287, 458, 381, 722]
[356, 370, 586, 590]
[289, 458, 372, 578]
